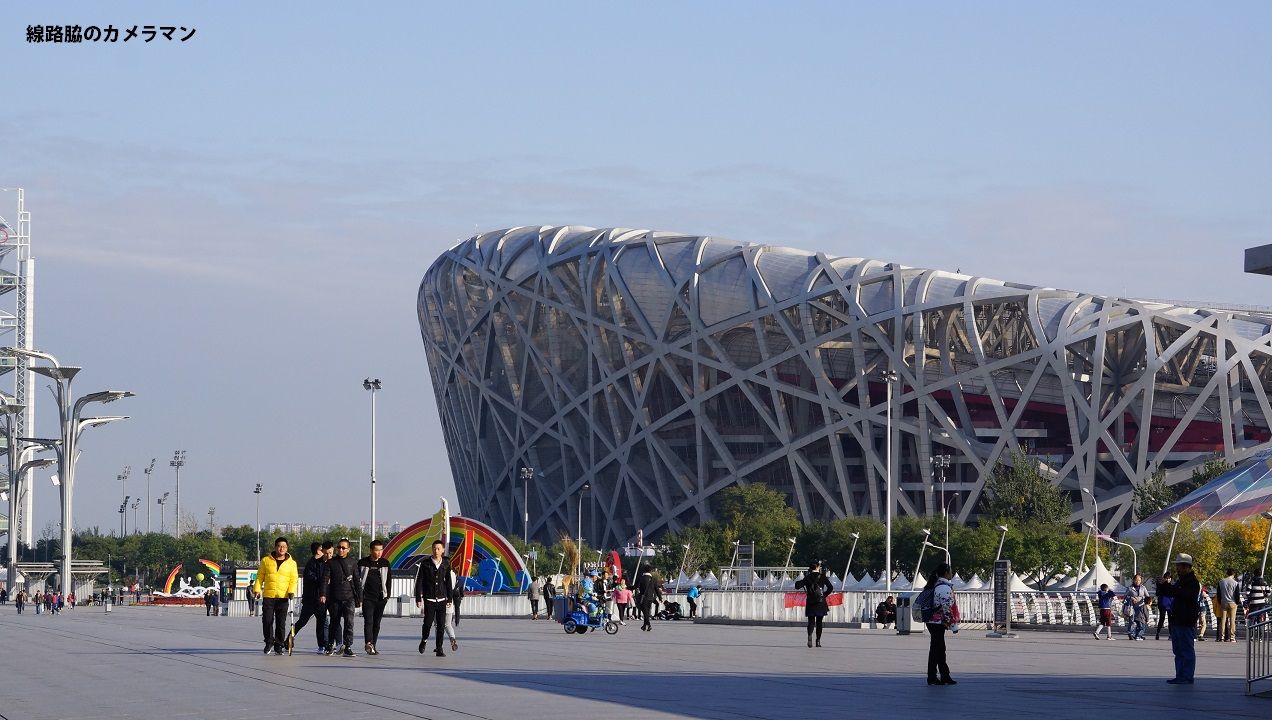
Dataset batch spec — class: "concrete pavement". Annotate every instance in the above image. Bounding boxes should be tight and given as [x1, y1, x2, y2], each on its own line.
[0, 606, 1265, 719]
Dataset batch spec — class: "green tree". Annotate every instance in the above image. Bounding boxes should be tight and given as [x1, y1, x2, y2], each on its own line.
[980, 449, 1068, 526]
[1133, 466, 1174, 522]
[1142, 513, 1224, 585]
[715, 483, 801, 566]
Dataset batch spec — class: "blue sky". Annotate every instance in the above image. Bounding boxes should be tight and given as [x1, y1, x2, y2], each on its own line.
[1, 2, 1269, 538]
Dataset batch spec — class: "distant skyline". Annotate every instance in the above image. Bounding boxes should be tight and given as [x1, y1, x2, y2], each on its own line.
[1, 2, 1269, 539]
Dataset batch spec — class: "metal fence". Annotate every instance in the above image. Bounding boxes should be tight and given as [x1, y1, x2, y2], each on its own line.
[1249, 607, 1271, 697]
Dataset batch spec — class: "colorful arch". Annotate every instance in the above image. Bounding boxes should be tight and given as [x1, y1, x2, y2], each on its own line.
[198, 559, 221, 577]
[163, 564, 183, 594]
[382, 515, 528, 592]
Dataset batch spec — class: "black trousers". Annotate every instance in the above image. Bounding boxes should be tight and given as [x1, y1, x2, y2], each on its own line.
[530, 598, 540, 616]
[327, 598, 355, 649]
[926, 623, 951, 681]
[293, 598, 326, 649]
[688, 598, 698, 617]
[363, 597, 387, 645]
[261, 598, 289, 646]
[806, 615, 825, 639]
[1155, 608, 1168, 639]
[641, 601, 655, 629]
[422, 601, 447, 650]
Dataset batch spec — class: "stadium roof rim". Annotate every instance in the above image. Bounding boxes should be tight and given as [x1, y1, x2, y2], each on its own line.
[444, 225, 1272, 323]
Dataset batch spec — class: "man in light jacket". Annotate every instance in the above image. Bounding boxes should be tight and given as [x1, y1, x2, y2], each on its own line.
[252, 537, 299, 656]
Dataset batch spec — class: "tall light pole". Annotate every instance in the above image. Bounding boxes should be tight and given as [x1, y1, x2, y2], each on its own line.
[914, 528, 931, 587]
[575, 483, 589, 578]
[1075, 487, 1099, 590]
[117, 465, 130, 523]
[781, 536, 797, 574]
[4, 346, 133, 596]
[1259, 510, 1272, 578]
[131, 498, 140, 534]
[170, 450, 186, 538]
[142, 458, 155, 533]
[519, 466, 534, 546]
[1161, 514, 1182, 576]
[119, 495, 130, 535]
[363, 378, 381, 541]
[883, 370, 899, 592]
[1100, 529, 1138, 581]
[4, 419, 55, 596]
[253, 483, 263, 560]
[841, 531, 861, 590]
[157, 492, 169, 534]
[207, 506, 216, 533]
[674, 543, 691, 595]
[932, 454, 951, 555]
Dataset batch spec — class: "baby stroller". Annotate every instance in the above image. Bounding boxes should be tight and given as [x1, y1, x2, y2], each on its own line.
[656, 600, 684, 620]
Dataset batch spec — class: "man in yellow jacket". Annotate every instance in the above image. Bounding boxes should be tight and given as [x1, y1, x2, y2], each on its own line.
[252, 536, 299, 655]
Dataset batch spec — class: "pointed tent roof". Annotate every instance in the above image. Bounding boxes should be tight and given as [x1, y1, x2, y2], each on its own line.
[1123, 450, 1272, 545]
[963, 574, 985, 590]
[1008, 573, 1034, 592]
[701, 571, 719, 589]
[1075, 555, 1120, 591]
[949, 573, 967, 589]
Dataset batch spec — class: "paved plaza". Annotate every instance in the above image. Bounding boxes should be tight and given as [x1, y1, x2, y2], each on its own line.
[1, 606, 1266, 719]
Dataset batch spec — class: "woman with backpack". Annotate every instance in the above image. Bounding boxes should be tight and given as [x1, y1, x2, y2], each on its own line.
[794, 560, 834, 648]
[923, 563, 959, 686]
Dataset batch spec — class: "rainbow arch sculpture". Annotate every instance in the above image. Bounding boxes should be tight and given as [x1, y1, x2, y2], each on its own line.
[382, 515, 528, 592]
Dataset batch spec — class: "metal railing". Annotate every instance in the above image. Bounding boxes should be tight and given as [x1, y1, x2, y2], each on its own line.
[1249, 607, 1271, 697]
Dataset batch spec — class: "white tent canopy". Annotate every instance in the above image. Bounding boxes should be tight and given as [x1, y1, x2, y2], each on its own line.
[963, 574, 985, 590]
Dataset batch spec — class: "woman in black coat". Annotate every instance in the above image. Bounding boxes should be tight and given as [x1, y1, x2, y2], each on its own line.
[794, 561, 835, 648]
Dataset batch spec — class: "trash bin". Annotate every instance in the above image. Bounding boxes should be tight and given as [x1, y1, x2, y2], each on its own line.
[896, 594, 913, 635]
[398, 594, 411, 618]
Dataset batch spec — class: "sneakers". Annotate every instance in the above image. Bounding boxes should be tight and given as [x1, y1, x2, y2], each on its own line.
[274, 645, 285, 655]
[365, 642, 373, 655]
[323, 645, 336, 656]
[450, 639, 458, 651]
[342, 647, 356, 657]
[263, 642, 272, 655]
[418, 640, 427, 654]
[619, 621, 626, 626]
[807, 636, 813, 648]
[435, 648, 446, 657]
[1093, 631, 1100, 639]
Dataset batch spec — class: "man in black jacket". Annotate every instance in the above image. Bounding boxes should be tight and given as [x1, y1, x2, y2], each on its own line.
[290, 542, 328, 654]
[321, 538, 362, 657]
[1163, 553, 1201, 684]
[634, 568, 662, 632]
[414, 539, 453, 657]
[358, 540, 392, 655]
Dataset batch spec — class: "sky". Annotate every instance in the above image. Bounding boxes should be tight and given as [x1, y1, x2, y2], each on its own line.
[1, 2, 1269, 539]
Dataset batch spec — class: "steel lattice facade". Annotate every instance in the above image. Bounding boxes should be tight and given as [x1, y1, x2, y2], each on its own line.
[419, 226, 1272, 548]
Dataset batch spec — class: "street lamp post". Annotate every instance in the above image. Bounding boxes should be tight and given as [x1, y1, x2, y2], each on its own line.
[932, 454, 951, 556]
[994, 524, 1009, 563]
[884, 370, 899, 592]
[3, 416, 55, 596]
[1075, 487, 1099, 591]
[119, 495, 130, 535]
[914, 529, 931, 588]
[207, 506, 215, 533]
[841, 532, 861, 590]
[363, 378, 381, 541]
[575, 483, 589, 578]
[4, 347, 133, 596]
[923, 541, 948, 583]
[1259, 510, 1272, 577]
[157, 492, 169, 534]
[142, 458, 155, 533]
[117, 465, 130, 525]
[170, 450, 186, 538]
[253, 483, 263, 559]
[1162, 515, 1182, 576]
[674, 544, 691, 595]
[1099, 529, 1138, 582]
[131, 498, 140, 534]
[726, 540, 741, 590]
[519, 467, 534, 546]
[781, 537, 797, 575]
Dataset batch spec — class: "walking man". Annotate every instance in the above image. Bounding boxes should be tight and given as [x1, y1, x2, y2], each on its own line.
[1217, 569, 1239, 643]
[291, 542, 328, 654]
[358, 540, 391, 655]
[414, 539, 454, 657]
[321, 538, 362, 657]
[1162, 553, 1201, 684]
[252, 536, 299, 656]
[635, 566, 662, 632]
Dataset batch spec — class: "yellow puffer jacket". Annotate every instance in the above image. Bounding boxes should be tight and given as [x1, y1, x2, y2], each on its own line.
[252, 553, 298, 599]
